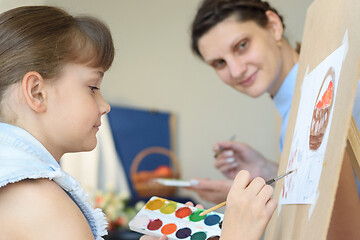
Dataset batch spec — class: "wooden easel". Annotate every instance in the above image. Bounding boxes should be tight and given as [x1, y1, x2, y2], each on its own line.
[346, 116, 360, 182]
[264, 0, 360, 239]
[326, 116, 360, 240]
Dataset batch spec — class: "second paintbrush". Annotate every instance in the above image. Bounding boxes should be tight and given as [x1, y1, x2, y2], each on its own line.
[214, 134, 236, 158]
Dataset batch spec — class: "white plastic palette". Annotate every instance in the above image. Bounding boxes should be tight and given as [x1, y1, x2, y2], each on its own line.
[155, 178, 192, 187]
[129, 196, 223, 240]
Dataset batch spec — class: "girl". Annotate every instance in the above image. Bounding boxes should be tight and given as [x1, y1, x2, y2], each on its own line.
[0, 5, 276, 240]
[0, 5, 114, 240]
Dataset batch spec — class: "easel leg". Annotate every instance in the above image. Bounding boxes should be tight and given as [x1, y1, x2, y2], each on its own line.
[346, 116, 360, 182]
[327, 131, 360, 239]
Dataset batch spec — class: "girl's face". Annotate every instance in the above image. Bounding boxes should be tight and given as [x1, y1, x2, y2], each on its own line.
[198, 15, 283, 97]
[44, 63, 110, 158]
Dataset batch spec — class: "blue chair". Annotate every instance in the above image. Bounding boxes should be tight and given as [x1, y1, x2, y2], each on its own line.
[107, 105, 192, 204]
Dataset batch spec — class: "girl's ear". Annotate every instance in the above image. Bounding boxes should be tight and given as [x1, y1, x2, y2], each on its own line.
[21, 71, 47, 113]
[265, 10, 284, 42]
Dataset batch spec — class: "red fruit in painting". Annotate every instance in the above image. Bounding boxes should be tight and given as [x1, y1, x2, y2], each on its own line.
[316, 81, 333, 109]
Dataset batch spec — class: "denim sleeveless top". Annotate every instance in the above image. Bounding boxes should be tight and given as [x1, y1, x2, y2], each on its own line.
[0, 123, 108, 239]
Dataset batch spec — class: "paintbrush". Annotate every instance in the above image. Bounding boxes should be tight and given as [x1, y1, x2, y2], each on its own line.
[214, 134, 236, 158]
[199, 170, 296, 216]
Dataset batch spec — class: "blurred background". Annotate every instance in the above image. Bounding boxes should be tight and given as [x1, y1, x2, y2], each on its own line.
[0, 0, 312, 208]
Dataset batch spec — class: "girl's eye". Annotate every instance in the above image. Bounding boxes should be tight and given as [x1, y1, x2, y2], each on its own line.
[89, 86, 100, 93]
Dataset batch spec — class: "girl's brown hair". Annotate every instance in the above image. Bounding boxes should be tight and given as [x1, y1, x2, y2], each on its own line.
[191, 0, 285, 58]
[0, 5, 115, 103]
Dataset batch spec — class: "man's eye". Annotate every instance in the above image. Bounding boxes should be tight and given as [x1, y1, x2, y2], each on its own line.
[89, 86, 100, 93]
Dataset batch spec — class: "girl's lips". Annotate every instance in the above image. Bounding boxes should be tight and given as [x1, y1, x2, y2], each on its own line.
[240, 72, 257, 87]
[93, 123, 101, 131]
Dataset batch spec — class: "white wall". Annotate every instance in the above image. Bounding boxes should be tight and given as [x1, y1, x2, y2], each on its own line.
[1, 0, 313, 206]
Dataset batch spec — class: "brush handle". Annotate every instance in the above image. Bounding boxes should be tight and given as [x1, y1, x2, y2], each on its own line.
[199, 201, 226, 216]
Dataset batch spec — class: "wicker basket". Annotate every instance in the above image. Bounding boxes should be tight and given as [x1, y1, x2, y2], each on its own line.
[309, 67, 335, 151]
[130, 146, 180, 197]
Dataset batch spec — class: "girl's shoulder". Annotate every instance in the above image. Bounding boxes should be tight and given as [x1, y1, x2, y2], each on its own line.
[0, 179, 95, 240]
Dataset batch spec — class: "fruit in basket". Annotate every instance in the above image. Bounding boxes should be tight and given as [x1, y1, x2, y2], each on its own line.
[154, 165, 173, 178]
[133, 165, 173, 183]
[309, 67, 335, 151]
[316, 81, 333, 109]
[131, 147, 179, 197]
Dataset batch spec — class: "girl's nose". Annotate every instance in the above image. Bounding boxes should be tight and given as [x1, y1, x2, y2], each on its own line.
[99, 95, 111, 115]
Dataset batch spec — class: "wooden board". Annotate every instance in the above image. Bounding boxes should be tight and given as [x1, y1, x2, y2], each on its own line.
[264, 0, 360, 239]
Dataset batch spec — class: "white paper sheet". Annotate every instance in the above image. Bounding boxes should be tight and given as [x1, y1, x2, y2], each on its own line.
[280, 31, 348, 205]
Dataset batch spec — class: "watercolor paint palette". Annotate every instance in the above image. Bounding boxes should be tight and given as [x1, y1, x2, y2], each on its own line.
[129, 196, 223, 240]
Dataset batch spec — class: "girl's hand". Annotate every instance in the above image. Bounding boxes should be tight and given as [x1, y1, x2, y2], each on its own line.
[184, 201, 204, 209]
[220, 170, 277, 240]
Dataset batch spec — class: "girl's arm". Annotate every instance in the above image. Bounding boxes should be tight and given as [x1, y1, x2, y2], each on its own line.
[0, 179, 95, 240]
